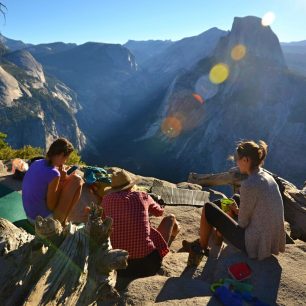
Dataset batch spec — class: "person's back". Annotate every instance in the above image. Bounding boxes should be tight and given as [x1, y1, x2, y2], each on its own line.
[22, 159, 60, 221]
[102, 190, 162, 259]
[102, 169, 179, 277]
[239, 169, 286, 259]
[183, 140, 286, 266]
[22, 138, 83, 225]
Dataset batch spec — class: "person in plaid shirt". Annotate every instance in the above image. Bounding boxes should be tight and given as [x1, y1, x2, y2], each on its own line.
[102, 169, 180, 277]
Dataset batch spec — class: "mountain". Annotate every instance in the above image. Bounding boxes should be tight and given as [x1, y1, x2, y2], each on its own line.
[32, 42, 142, 146]
[37, 42, 137, 90]
[124, 40, 174, 65]
[281, 41, 306, 77]
[0, 34, 31, 51]
[0, 47, 85, 150]
[282, 40, 306, 47]
[141, 28, 227, 75]
[100, 16, 306, 186]
[2, 19, 306, 186]
[77, 29, 227, 162]
[25, 42, 77, 59]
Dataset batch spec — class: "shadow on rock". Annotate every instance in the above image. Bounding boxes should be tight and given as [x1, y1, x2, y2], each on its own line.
[206, 244, 282, 305]
[155, 277, 211, 303]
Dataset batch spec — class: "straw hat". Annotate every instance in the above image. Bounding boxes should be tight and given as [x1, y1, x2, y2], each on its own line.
[104, 169, 139, 194]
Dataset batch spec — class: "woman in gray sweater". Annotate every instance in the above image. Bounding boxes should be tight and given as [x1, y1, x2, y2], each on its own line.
[184, 140, 286, 263]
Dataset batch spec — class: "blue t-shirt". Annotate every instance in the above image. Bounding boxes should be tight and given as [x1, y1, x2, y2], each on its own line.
[22, 159, 60, 220]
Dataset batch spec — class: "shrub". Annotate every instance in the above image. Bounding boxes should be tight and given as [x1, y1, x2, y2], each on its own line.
[66, 150, 85, 166]
[14, 145, 44, 160]
[0, 132, 8, 150]
[0, 132, 43, 161]
[0, 132, 15, 160]
[0, 132, 84, 165]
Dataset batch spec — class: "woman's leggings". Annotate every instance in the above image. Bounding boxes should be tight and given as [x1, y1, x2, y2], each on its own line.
[204, 201, 247, 252]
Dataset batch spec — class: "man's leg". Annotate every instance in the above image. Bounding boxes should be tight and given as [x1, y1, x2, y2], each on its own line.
[157, 214, 180, 244]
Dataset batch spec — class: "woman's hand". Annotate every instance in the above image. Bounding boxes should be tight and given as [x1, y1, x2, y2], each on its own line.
[229, 201, 239, 215]
[58, 165, 67, 181]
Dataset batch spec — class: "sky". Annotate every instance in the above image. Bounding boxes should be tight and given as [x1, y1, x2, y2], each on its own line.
[1, 0, 306, 45]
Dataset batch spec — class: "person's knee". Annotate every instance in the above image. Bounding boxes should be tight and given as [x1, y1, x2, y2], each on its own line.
[203, 202, 215, 221]
[165, 214, 176, 222]
[71, 174, 84, 186]
[204, 202, 214, 213]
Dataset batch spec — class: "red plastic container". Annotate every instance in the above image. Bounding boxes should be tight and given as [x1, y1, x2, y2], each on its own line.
[228, 262, 252, 281]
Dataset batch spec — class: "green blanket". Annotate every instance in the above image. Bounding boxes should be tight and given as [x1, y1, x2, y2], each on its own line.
[0, 183, 26, 222]
[0, 183, 34, 233]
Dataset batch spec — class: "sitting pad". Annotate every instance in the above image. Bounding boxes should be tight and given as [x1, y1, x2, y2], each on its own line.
[151, 186, 210, 207]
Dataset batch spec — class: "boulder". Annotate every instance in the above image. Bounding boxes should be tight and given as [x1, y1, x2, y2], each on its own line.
[176, 182, 202, 190]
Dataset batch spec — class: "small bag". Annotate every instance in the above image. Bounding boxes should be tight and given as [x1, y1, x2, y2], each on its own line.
[228, 262, 252, 281]
[12, 158, 29, 180]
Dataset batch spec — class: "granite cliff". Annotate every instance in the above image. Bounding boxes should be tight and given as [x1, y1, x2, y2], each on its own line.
[0, 44, 85, 150]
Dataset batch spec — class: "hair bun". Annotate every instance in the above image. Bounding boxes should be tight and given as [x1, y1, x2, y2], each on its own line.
[258, 140, 268, 162]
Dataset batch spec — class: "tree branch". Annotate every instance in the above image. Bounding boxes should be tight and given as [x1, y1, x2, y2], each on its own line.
[0, 3, 7, 22]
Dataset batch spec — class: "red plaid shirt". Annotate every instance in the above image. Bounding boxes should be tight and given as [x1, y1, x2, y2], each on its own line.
[102, 190, 169, 259]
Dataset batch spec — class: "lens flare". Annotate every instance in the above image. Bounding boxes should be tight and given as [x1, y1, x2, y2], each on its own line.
[161, 116, 182, 138]
[231, 44, 247, 61]
[209, 63, 229, 84]
[192, 93, 204, 104]
[261, 12, 276, 27]
[195, 75, 218, 100]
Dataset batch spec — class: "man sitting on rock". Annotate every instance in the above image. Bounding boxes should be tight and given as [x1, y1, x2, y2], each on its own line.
[102, 169, 180, 278]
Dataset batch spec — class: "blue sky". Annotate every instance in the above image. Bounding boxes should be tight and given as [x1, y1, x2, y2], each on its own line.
[1, 0, 306, 44]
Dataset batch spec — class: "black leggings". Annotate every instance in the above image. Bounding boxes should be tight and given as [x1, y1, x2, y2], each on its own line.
[205, 201, 246, 252]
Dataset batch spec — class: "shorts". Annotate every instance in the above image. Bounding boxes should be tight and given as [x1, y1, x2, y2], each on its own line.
[118, 249, 162, 278]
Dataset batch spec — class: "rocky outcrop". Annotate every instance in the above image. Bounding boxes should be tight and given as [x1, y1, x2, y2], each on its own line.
[0, 66, 22, 106]
[0, 51, 86, 150]
[0, 167, 305, 305]
[121, 243, 306, 305]
[119, 188, 306, 305]
[4, 50, 46, 88]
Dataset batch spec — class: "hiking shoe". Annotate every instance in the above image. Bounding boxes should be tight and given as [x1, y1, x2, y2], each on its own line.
[182, 239, 209, 267]
[182, 239, 198, 252]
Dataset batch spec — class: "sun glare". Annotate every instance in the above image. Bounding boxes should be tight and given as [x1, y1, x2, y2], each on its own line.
[161, 116, 182, 138]
[195, 75, 219, 100]
[192, 93, 204, 104]
[261, 12, 276, 27]
[231, 44, 247, 61]
[209, 63, 229, 84]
